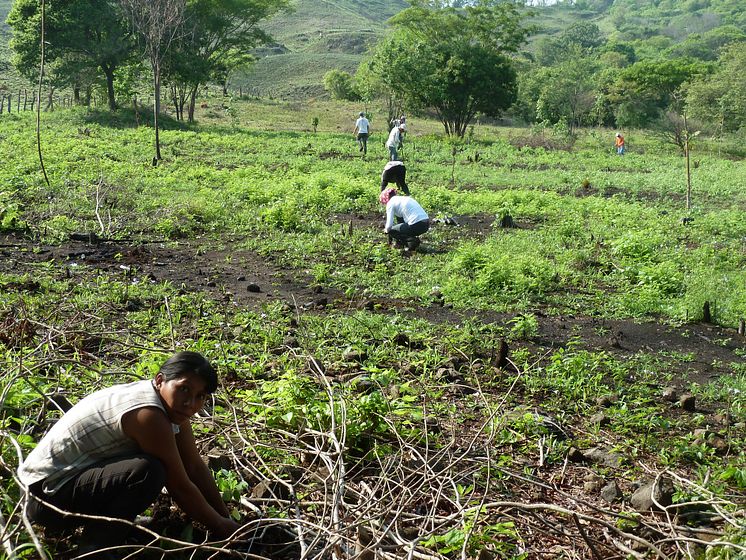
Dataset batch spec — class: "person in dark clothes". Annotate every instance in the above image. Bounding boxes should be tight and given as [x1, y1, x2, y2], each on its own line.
[381, 160, 410, 195]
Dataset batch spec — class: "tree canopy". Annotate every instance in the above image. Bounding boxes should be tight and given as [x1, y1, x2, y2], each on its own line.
[7, 0, 135, 109]
[362, 0, 529, 137]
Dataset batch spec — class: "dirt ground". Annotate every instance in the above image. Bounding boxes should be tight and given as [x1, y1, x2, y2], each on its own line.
[2, 227, 742, 390]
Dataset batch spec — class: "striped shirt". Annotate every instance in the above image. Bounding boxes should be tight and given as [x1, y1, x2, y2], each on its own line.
[18, 380, 172, 494]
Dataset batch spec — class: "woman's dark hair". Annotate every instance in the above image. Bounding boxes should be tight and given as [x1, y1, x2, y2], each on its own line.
[158, 351, 218, 393]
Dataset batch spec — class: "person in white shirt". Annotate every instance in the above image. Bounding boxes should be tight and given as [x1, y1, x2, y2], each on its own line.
[18, 352, 241, 556]
[353, 112, 370, 154]
[379, 187, 429, 250]
[385, 124, 405, 161]
[381, 160, 409, 195]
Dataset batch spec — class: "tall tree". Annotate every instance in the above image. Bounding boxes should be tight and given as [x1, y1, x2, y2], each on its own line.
[362, 0, 530, 137]
[7, 0, 135, 110]
[686, 42, 746, 134]
[607, 58, 710, 127]
[164, 0, 289, 123]
[119, 0, 185, 162]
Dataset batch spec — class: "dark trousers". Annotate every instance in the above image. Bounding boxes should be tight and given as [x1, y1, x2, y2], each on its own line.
[381, 165, 409, 195]
[26, 454, 165, 546]
[389, 219, 429, 243]
[357, 132, 368, 154]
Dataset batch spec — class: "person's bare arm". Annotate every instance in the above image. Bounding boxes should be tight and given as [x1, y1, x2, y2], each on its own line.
[175, 422, 231, 517]
[122, 407, 240, 538]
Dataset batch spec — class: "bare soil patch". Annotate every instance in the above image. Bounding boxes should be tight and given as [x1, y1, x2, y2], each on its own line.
[2, 233, 742, 390]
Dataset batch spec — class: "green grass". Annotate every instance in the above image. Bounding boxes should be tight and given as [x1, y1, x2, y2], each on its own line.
[2, 100, 746, 326]
[1, 99, 745, 559]
[234, 52, 362, 99]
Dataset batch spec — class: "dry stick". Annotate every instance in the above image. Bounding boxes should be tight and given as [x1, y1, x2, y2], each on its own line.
[36, 0, 50, 187]
[309, 357, 347, 560]
[0, 507, 18, 560]
[573, 513, 603, 560]
[94, 175, 106, 236]
[2, 433, 50, 559]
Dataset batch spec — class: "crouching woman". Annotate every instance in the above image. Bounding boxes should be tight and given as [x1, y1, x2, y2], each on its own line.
[18, 351, 241, 556]
[380, 187, 429, 250]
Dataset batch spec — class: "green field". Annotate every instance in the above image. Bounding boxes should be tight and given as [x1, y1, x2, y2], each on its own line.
[1, 99, 745, 559]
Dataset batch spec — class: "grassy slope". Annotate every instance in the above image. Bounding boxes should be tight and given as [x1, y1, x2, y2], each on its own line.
[0, 0, 33, 93]
[0, 0, 12, 76]
[234, 0, 407, 99]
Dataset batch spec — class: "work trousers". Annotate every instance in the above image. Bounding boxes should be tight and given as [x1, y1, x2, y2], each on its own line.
[388, 219, 429, 243]
[381, 165, 410, 195]
[357, 132, 368, 154]
[26, 454, 165, 546]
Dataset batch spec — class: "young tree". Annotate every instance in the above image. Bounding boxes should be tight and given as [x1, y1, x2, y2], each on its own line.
[164, 0, 289, 123]
[363, 0, 530, 137]
[323, 70, 360, 101]
[7, 0, 135, 110]
[119, 0, 185, 162]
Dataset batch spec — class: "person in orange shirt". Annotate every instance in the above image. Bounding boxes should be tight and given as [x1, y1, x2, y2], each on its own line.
[615, 132, 625, 155]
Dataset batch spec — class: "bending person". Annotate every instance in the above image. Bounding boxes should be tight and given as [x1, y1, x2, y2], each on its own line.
[381, 160, 410, 196]
[380, 187, 429, 250]
[18, 351, 242, 557]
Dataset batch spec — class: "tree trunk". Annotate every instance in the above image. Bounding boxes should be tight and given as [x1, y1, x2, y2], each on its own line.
[73, 85, 81, 104]
[133, 95, 140, 127]
[154, 71, 162, 161]
[102, 65, 117, 111]
[45, 87, 55, 111]
[188, 84, 198, 123]
[170, 84, 180, 121]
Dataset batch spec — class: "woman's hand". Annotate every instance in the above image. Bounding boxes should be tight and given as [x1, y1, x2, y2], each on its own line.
[216, 516, 243, 540]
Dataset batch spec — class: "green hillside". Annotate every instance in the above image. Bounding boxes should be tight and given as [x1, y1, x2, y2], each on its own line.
[234, 52, 361, 99]
[233, 0, 407, 98]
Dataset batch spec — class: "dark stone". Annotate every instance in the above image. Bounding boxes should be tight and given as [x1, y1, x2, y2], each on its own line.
[567, 447, 585, 463]
[662, 386, 678, 402]
[237, 275, 246, 281]
[630, 478, 675, 511]
[343, 347, 368, 362]
[207, 453, 233, 471]
[393, 333, 410, 346]
[206, 280, 217, 287]
[247, 283, 261, 293]
[352, 378, 376, 394]
[314, 297, 328, 308]
[583, 447, 624, 468]
[680, 393, 696, 411]
[600, 481, 623, 503]
[590, 412, 611, 426]
[124, 299, 142, 312]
